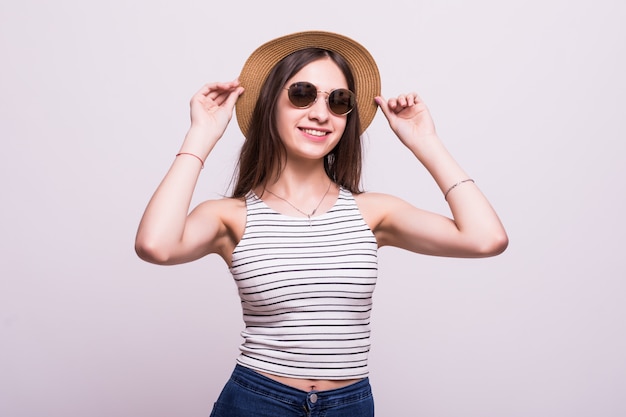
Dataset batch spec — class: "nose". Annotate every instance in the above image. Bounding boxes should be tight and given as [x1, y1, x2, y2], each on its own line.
[307, 93, 330, 123]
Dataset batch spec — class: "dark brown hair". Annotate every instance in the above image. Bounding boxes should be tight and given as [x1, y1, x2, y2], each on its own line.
[231, 48, 363, 198]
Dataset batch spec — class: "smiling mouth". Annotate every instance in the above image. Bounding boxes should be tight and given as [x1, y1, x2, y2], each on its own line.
[300, 128, 329, 137]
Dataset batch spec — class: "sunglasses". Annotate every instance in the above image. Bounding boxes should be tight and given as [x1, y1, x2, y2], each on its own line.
[285, 82, 356, 116]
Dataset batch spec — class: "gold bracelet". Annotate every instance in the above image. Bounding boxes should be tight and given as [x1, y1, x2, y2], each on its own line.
[444, 179, 474, 201]
[176, 152, 204, 169]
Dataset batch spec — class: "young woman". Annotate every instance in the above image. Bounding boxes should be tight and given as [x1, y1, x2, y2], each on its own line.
[135, 31, 507, 417]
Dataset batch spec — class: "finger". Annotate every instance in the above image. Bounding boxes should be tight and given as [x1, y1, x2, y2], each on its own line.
[195, 80, 239, 98]
[190, 83, 224, 107]
[403, 94, 416, 106]
[221, 86, 245, 110]
[212, 79, 241, 91]
[208, 82, 243, 103]
[375, 95, 391, 117]
[190, 85, 211, 104]
[400, 94, 418, 107]
[388, 97, 398, 110]
[395, 92, 420, 107]
[377, 95, 406, 122]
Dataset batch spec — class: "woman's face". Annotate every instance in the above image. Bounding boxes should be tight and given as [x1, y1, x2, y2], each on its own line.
[275, 58, 349, 162]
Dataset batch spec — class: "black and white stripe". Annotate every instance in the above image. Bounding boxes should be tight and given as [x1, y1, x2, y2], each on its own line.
[230, 188, 379, 379]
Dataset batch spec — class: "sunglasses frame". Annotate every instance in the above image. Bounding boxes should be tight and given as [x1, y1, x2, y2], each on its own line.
[284, 82, 355, 116]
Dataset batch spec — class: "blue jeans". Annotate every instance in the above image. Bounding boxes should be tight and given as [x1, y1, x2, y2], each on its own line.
[209, 365, 375, 417]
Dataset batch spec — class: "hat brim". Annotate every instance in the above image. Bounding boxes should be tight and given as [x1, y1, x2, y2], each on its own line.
[236, 31, 381, 137]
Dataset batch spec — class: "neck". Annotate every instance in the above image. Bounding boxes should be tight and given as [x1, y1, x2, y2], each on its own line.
[266, 159, 331, 198]
[258, 161, 337, 220]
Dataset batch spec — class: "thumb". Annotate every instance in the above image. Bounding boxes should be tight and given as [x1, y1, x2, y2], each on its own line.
[224, 87, 244, 110]
[375, 95, 392, 120]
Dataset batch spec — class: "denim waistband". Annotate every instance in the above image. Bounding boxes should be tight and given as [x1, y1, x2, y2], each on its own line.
[229, 364, 372, 409]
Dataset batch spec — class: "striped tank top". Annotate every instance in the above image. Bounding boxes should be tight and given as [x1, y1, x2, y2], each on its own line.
[230, 187, 379, 380]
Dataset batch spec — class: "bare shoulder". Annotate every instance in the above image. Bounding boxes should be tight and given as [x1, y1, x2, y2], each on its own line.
[191, 196, 247, 261]
[354, 191, 406, 209]
[195, 196, 246, 232]
[353, 191, 406, 231]
[196, 195, 246, 215]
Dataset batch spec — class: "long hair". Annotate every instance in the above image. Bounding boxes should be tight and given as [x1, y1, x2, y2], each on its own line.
[231, 48, 363, 198]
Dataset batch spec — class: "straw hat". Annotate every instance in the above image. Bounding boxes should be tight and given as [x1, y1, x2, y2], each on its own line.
[236, 31, 381, 137]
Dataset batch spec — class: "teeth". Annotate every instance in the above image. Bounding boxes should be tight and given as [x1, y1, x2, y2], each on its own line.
[302, 129, 327, 137]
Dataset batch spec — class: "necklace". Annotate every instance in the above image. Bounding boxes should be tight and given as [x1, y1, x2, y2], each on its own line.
[265, 181, 333, 226]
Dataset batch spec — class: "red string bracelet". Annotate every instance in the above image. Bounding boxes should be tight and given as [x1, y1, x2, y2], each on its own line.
[175, 152, 204, 169]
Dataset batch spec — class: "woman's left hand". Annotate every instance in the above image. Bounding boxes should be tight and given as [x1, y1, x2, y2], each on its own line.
[376, 92, 437, 147]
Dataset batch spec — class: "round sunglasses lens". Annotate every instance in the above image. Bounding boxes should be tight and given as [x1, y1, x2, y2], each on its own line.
[288, 83, 317, 107]
[328, 89, 355, 115]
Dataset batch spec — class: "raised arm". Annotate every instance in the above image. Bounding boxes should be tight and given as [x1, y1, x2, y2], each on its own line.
[365, 92, 508, 257]
[135, 81, 244, 265]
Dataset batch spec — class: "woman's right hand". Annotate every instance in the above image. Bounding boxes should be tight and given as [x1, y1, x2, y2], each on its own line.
[188, 79, 244, 139]
[135, 80, 244, 265]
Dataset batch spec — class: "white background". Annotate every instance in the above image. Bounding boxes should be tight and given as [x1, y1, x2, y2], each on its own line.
[1, 1, 625, 416]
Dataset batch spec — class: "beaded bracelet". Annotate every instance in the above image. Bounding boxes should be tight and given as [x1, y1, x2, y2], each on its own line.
[444, 179, 475, 201]
[176, 152, 204, 169]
